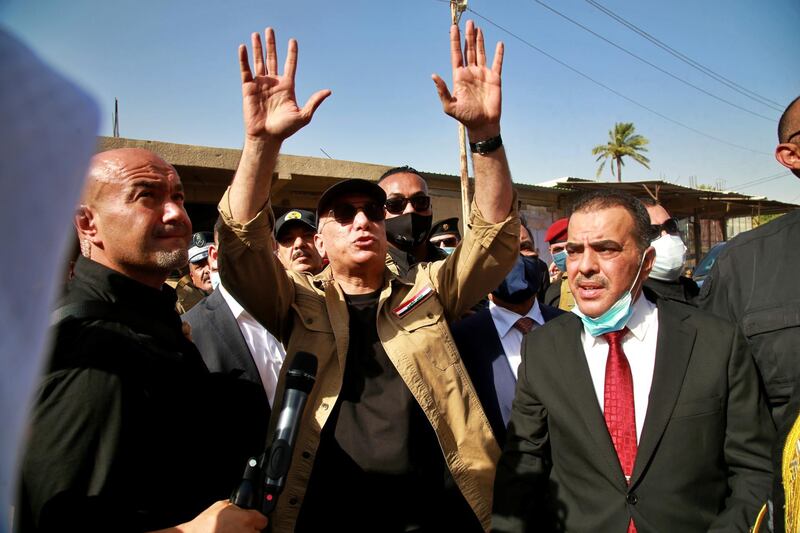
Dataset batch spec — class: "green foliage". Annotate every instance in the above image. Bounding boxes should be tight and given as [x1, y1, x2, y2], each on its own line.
[753, 213, 783, 227]
[592, 122, 651, 182]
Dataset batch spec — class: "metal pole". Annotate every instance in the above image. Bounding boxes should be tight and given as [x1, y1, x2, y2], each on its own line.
[451, 1, 471, 238]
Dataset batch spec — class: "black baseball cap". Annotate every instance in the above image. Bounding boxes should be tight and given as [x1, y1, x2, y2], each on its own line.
[429, 217, 461, 240]
[274, 209, 317, 240]
[316, 178, 387, 224]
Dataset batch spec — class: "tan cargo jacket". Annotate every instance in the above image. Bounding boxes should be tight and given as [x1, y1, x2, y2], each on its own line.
[217, 188, 519, 532]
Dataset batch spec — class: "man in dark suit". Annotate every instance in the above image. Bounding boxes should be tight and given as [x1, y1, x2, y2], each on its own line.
[452, 255, 562, 447]
[183, 219, 284, 420]
[493, 190, 774, 532]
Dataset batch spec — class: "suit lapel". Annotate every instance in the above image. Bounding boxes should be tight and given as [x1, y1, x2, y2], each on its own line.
[630, 299, 695, 486]
[208, 290, 263, 386]
[555, 315, 625, 485]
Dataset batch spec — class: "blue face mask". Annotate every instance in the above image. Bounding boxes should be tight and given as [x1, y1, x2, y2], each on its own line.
[571, 253, 646, 337]
[441, 246, 456, 255]
[553, 249, 567, 272]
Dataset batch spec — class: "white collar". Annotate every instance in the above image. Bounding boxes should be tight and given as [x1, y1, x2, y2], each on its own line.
[584, 292, 656, 346]
[489, 299, 545, 338]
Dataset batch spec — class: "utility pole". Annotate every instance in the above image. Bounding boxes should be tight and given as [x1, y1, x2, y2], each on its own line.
[113, 98, 120, 137]
[450, 0, 471, 238]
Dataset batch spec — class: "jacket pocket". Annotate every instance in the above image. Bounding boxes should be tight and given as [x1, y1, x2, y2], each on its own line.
[742, 304, 800, 337]
[671, 396, 723, 419]
[741, 302, 800, 394]
[291, 292, 332, 333]
[395, 297, 456, 371]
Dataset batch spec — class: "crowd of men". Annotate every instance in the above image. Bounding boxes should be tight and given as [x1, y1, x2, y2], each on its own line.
[11, 18, 800, 533]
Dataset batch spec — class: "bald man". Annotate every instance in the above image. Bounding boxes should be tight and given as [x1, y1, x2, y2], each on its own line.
[18, 148, 266, 532]
[699, 96, 800, 426]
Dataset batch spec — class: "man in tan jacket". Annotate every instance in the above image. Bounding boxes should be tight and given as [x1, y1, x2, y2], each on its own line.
[218, 22, 517, 532]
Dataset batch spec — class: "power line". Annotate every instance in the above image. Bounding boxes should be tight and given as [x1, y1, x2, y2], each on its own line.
[731, 171, 792, 191]
[584, 0, 785, 112]
[463, 7, 772, 156]
[531, 0, 775, 122]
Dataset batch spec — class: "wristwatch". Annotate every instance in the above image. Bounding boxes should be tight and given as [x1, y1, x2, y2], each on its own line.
[469, 134, 503, 154]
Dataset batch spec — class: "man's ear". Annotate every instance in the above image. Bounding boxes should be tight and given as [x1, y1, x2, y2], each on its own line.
[313, 232, 327, 260]
[75, 205, 101, 242]
[776, 143, 800, 172]
[207, 243, 219, 270]
[641, 245, 656, 278]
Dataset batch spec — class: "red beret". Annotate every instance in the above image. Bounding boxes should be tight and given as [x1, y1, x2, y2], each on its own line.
[544, 217, 569, 244]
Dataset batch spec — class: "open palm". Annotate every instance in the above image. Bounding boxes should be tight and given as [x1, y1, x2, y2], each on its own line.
[433, 21, 503, 135]
[239, 29, 330, 141]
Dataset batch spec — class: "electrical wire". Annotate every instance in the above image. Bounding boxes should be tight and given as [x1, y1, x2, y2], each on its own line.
[531, 0, 775, 122]
[730, 171, 792, 190]
[583, 0, 785, 112]
[463, 6, 772, 156]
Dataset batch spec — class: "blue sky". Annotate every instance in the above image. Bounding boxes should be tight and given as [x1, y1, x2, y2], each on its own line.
[3, 0, 799, 203]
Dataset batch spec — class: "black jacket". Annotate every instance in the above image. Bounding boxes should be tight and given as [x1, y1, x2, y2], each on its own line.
[18, 257, 258, 532]
[698, 210, 800, 426]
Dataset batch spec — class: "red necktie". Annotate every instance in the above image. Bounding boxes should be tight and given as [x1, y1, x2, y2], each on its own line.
[513, 317, 535, 334]
[602, 327, 637, 533]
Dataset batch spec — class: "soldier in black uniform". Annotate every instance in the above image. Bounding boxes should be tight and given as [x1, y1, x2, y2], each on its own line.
[698, 95, 800, 427]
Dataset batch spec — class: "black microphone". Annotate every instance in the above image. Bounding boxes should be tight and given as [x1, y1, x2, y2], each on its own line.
[232, 351, 318, 515]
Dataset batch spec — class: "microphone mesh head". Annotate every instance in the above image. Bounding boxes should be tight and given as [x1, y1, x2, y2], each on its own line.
[286, 351, 317, 393]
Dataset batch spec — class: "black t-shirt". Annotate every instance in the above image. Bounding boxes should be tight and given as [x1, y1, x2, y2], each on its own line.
[296, 290, 477, 532]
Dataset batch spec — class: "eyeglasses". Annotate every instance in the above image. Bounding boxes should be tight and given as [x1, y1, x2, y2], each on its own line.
[384, 195, 431, 215]
[323, 201, 386, 226]
[650, 217, 680, 237]
[432, 236, 459, 248]
[787, 128, 800, 143]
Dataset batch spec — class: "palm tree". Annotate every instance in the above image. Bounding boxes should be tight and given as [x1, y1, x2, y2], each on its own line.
[592, 122, 651, 182]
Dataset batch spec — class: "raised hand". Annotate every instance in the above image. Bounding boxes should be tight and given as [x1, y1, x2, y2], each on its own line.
[432, 20, 504, 139]
[239, 28, 331, 142]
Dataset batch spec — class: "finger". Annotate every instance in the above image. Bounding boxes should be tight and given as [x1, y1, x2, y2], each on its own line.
[449, 24, 463, 70]
[431, 74, 454, 110]
[491, 41, 504, 76]
[284, 38, 298, 82]
[265, 27, 278, 76]
[238, 44, 254, 84]
[476, 27, 486, 68]
[247, 510, 268, 529]
[465, 20, 476, 66]
[251, 32, 265, 77]
[300, 89, 332, 122]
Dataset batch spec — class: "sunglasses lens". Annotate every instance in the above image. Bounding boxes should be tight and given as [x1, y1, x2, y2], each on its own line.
[410, 196, 431, 211]
[363, 202, 386, 222]
[384, 198, 407, 214]
[663, 218, 679, 235]
[331, 204, 358, 223]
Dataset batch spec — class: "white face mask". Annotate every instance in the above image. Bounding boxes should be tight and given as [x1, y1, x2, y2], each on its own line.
[649, 234, 687, 282]
[210, 270, 221, 291]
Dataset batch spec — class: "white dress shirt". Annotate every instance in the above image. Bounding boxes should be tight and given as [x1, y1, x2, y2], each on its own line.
[218, 283, 286, 407]
[489, 299, 545, 380]
[580, 294, 658, 442]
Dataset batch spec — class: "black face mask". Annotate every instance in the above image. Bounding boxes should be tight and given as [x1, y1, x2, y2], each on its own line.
[491, 255, 542, 304]
[384, 212, 433, 253]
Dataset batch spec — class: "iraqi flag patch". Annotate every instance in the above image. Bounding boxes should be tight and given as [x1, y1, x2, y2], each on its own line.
[393, 285, 435, 318]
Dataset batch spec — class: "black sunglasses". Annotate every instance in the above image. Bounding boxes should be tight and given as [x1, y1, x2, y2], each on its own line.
[325, 201, 386, 225]
[787, 128, 800, 143]
[384, 195, 431, 215]
[650, 217, 680, 238]
[433, 236, 459, 248]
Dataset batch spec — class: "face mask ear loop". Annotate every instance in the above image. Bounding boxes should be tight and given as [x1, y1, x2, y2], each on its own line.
[628, 247, 650, 296]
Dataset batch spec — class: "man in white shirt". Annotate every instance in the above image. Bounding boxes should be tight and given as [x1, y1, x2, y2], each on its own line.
[493, 189, 774, 533]
[452, 254, 562, 447]
[184, 218, 286, 409]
